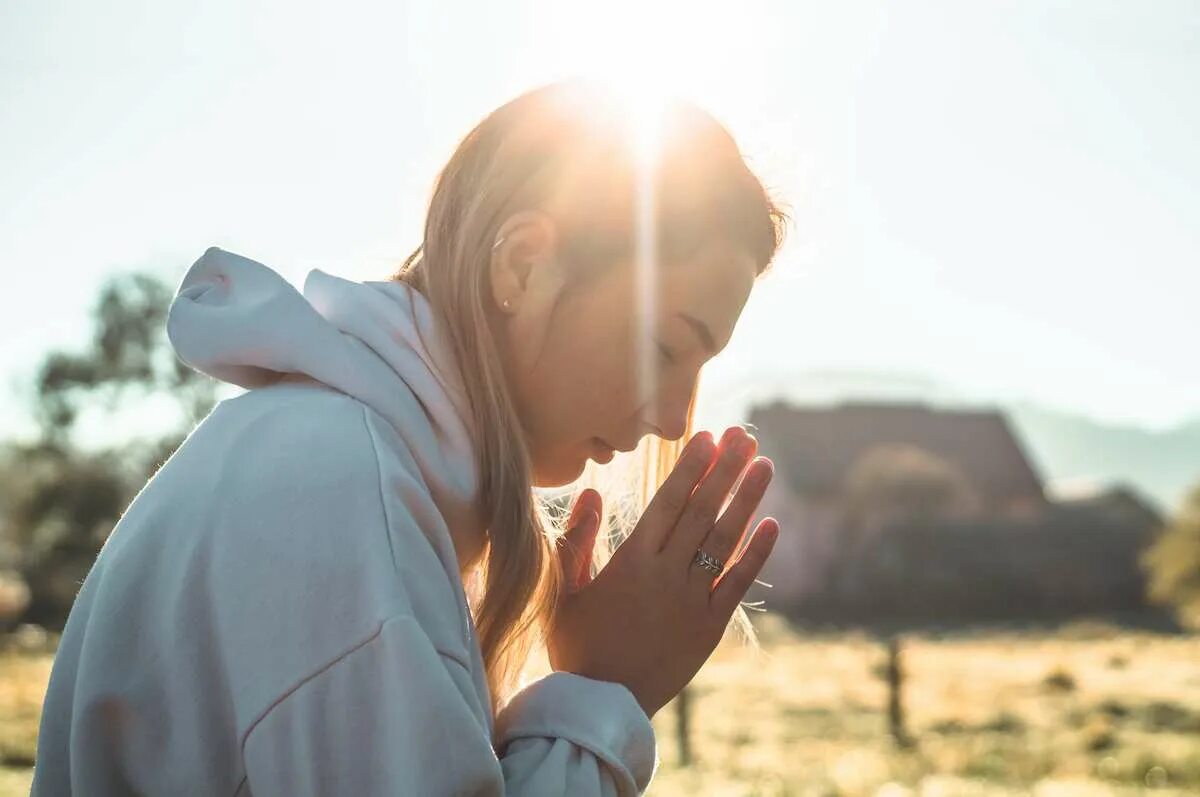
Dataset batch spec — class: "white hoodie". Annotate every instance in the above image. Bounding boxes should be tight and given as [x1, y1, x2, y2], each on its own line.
[32, 247, 659, 796]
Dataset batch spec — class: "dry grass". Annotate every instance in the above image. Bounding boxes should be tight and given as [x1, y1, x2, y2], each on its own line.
[2, 618, 1198, 796]
[0, 648, 49, 795]
[649, 616, 1200, 796]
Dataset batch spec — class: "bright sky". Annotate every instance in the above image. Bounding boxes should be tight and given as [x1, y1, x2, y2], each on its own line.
[2, 0, 1198, 443]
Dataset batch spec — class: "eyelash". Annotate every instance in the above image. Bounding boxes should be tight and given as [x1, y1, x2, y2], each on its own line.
[656, 342, 676, 365]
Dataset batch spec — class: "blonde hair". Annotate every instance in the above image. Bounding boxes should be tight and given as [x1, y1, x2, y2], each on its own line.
[392, 78, 789, 717]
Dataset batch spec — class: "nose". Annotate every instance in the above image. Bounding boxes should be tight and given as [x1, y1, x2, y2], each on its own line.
[639, 378, 697, 442]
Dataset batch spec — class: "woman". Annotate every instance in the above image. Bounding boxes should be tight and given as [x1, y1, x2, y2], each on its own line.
[33, 78, 789, 795]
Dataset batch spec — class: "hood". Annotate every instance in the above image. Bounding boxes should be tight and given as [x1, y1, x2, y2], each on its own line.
[167, 246, 480, 524]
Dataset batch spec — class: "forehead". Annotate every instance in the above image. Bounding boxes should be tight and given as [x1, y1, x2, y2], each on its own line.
[655, 243, 757, 343]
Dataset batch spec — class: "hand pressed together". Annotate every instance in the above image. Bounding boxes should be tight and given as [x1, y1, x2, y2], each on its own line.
[547, 426, 779, 719]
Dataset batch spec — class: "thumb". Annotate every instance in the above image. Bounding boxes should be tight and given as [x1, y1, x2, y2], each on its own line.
[559, 489, 602, 591]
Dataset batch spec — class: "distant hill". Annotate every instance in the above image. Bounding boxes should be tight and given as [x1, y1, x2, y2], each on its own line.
[716, 369, 1200, 516]
[1005, 402, 1200, 515]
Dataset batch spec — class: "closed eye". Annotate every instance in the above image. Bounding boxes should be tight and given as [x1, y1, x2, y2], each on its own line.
[656, 341, 676, 365]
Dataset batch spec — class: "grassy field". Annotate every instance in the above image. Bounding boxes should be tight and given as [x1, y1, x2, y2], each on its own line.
[3, 617, 1198, 795]
[0, 642, 47, 797]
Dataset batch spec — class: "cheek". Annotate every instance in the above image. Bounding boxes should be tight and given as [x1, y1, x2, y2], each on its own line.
[533, 323, 639, 441]
[558, 341, 637, 429]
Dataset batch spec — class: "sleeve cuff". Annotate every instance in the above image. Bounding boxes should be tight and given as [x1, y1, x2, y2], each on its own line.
[494, 671, 658, 790]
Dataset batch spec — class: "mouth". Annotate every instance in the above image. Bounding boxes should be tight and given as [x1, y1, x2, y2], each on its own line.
[592, 437, 616, 463]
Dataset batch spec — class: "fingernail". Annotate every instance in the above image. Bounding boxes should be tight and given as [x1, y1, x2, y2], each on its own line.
[735, 433, 756, 456]
[750, 459, 773, 484]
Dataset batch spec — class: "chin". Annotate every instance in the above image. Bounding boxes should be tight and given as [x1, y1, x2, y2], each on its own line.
[531, 458, 587, 489]
[532, 443, 607, 488]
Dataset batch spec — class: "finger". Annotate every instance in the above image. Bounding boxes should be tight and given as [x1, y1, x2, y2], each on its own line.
[693, 456, 774, 577]
[666, 427, 757, 565]
[559, 489, 601, 591]
[710, 517, 779, 616]
[632, 430, 716, 553]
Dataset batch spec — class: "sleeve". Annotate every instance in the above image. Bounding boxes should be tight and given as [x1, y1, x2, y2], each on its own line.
[240, 613, 659, 797]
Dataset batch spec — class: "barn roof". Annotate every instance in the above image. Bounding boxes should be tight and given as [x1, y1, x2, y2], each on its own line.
[747, 400, 1045, 502]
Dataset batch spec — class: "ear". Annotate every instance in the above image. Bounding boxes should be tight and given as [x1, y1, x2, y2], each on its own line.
[489, 210, 562, 314]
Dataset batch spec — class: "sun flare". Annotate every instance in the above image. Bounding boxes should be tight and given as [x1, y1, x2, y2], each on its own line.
[577, 75, 669, 436]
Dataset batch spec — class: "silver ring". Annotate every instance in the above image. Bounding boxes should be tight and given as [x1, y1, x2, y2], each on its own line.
[693, 548, 724, 575]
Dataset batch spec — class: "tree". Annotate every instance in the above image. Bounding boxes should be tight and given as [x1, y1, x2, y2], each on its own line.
[831, 444, 978, 599]
[833, 445, 978, 747]
[1, 441, 129, 625]
[33, 272, 215, 445]
[843, 444, 978, 530]
[3, 269, 216, 626]
[1142, 481, 1200, 628]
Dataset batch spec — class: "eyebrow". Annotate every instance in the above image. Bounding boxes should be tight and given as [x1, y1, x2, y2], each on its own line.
[676, 312, 716, 354]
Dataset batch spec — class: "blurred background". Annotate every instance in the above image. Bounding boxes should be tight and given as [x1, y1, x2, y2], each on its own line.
[2, 1, 1198, 795]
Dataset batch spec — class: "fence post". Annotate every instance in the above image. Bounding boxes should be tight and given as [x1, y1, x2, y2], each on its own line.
[676, 684, 692, 765]
[885, 635, 911, 748]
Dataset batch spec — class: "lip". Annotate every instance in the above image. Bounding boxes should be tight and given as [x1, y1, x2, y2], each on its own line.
[601, 437, 638, 453]
[592, 437, 616, 463]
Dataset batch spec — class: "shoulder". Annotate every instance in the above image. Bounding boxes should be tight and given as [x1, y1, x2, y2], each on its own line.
[169, 379, 397, 592]
[210, 377, 440, 510]
[190, 378, 471, 654]
[212, 377, 383, 486]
